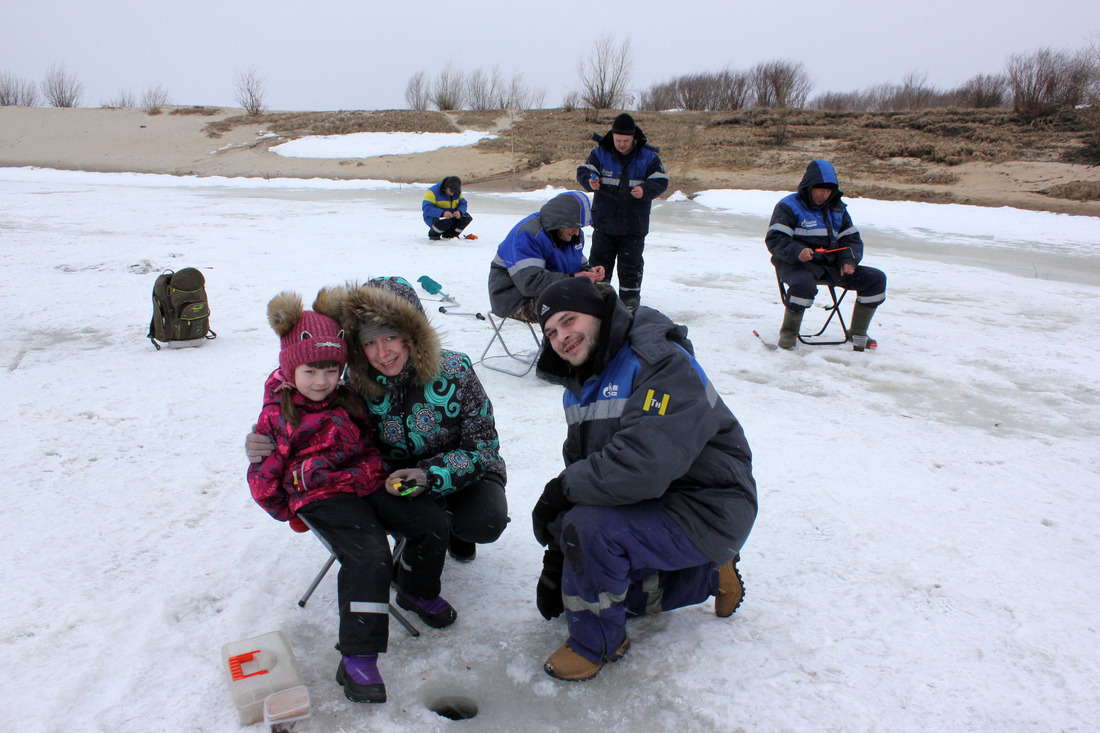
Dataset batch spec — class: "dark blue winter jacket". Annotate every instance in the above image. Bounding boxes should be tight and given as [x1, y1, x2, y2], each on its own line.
[487, 192, 592, 318]
[422, 179, 468, 226]
[535, 292, 757, 564]
[765, 160, 864, 281]
[577, 125, 668, 236]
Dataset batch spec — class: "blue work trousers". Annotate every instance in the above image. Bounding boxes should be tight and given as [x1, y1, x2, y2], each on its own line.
[777, 262, 887, 312]
[558, 501, 718, 664]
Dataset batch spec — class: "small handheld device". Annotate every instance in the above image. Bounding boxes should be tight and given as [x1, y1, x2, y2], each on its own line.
[393, 480, 420, 496]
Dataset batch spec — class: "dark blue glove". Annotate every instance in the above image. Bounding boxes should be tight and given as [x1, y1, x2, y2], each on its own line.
[532, 475, 572, 547]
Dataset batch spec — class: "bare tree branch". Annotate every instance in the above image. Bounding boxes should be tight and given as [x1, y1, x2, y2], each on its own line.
[141, 83, 170, 111]
[750, 59, 812, 108]
[405, 71, 429, 111]
[576, 35, 633, 110]
[1, 72, 40, 106]
[102, 89, 137, 108]
[42, 63, 83, 107]
[234, 66, 266, 116]
[431, 65, 465, 110]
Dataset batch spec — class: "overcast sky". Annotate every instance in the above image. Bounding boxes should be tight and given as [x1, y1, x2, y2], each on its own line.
[1, 1, 1097, 111]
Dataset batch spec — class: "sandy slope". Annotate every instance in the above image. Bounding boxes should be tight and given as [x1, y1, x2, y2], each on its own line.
[2, 106, 1098, 217]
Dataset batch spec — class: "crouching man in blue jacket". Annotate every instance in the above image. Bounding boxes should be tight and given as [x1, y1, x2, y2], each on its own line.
[422, 176, 472, 240]
[531, 277, 758, 681]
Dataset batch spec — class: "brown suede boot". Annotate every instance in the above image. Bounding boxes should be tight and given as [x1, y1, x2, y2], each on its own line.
[544, 638, 631, 681]
[715, 554, 744, 617]
[778, 308, 803, 350]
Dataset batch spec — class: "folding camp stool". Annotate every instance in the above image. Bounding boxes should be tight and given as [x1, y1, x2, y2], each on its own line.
[478, 313, 541, 377]
[775, 271, 851, 346]
[297, 520, 419, 637]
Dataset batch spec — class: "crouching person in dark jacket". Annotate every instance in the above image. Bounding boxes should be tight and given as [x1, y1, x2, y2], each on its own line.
[531, 277, 757, 681]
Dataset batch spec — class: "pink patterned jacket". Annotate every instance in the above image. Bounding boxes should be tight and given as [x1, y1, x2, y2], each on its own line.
[248, 369, 386, 522]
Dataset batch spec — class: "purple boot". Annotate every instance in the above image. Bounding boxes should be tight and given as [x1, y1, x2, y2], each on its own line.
[336, 654, 386, 703]
[396, 589, 458, 628]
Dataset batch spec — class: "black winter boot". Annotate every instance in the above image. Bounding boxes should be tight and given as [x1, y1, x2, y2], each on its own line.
[778, 308, 804, 349]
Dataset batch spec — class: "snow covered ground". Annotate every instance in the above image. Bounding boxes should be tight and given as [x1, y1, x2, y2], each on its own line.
[270, 131, 497, 159]
[2, 160, 1099, 732]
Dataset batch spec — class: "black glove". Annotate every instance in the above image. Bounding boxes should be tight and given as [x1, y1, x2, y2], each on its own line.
[531, 476, 572, 547]
[536, 548, 565, 620]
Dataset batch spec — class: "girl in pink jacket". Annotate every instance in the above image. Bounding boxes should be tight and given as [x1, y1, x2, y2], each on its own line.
[247, 291, 393, 705]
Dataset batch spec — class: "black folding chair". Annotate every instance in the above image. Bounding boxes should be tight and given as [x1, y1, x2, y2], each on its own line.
[776, 271, 851, 346]
[297, 522, 419, 637]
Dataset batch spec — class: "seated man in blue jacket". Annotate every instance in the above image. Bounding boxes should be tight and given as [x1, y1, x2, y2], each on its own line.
[422, 176, 472, 240]
[766, 160, 887, 350]
[531, 277, 758, 681]
[487, 191, 604, 323]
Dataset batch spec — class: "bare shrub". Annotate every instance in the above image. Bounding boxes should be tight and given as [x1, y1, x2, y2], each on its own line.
[1007, 47, 1095, 119]
[102, 89, 136, 108]
[41, 63, 83, 107]
[816, 78, 958, 112]
[952, 73, 1007, 108]
[141, 83, 170, 111]
[431, 64, 465, 110]
[0, 72, 40, 105]
[498, 72, 543, 110]
[405, 71, 429, 111]
[638, 80, 679, 111]
[715, 69, 752, 111]
[576, 34, 633, 110]
[639, 68, 750, 112]
[813, 90, 873, 111]
[894, 71, 937, 109]
[1082, 37, 1100, 163]
[1045, 181, 1100, 201]
[561, 90, 580, 112]
[466, 67, 501, 110]
[234, 66, 266, 115]
[750, 59, 811, 108]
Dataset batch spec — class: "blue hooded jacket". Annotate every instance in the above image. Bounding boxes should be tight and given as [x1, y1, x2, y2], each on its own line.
[487, 192, 593, 318]
[765, 160, 864, 280]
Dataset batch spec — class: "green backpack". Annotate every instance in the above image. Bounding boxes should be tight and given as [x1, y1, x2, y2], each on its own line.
[148, 268, 217, 349]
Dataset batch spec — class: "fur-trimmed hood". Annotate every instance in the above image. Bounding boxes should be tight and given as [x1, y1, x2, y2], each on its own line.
[314, 277, 441, 399]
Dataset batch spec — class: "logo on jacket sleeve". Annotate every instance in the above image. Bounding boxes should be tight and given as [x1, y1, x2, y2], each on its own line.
[643, 389, 670, 415]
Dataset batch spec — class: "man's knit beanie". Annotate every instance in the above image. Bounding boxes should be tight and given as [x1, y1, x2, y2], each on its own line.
[536, 277, 606, 328]
[610, 113, 636, 135]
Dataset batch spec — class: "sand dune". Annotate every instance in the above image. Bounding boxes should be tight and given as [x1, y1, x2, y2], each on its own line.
[2, 106, 1097, 217]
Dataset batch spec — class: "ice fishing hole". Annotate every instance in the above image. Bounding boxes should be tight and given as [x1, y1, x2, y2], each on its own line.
[429, 694, 478, 721]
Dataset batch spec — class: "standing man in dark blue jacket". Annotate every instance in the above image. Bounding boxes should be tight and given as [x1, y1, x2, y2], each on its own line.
[766, 160, 887, 350]
[577, 113, 668, 311]
[531, 277, 757, 682]
[422, 176, 472, 240]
